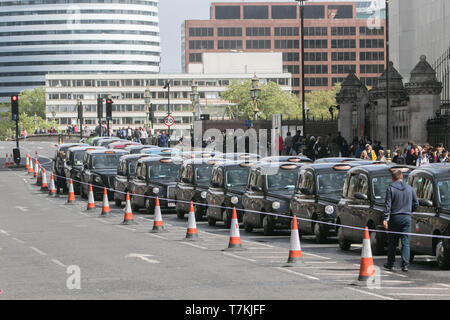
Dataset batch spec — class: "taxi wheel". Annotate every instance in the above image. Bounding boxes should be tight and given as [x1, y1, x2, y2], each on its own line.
[176, 210, 185, 219]
[223, 211, 231, 229]
[115, 199, 122, 207]
[436, 240, 450, 270]
[207, 217, 216, 226]
[338, 227, 351, 251]
[244, 221, 253, 233]
[130, 197, 139, 211]
[80, 186, 87, 199]
[370, 230, 385, 256]
[263, 216, 274, 236]
[314, 223, 327, 244]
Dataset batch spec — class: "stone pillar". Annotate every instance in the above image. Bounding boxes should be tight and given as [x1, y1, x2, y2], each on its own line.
[336, 74, 368, 144]
[405, 55, 442, 146]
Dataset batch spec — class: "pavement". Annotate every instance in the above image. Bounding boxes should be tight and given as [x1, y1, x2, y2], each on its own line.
[0, 141, 449, 300]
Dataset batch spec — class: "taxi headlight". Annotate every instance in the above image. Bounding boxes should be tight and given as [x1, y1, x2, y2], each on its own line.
[201, 191, 207, 199]
[230, 196, 239, 204]
[325, 205, 335, 215]
[152, 187, 160, 194]
[94, 176, 102, 183]
[272, 201, 281, 210]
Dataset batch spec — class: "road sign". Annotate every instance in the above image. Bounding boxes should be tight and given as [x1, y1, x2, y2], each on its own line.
[163, 115, 175, 127]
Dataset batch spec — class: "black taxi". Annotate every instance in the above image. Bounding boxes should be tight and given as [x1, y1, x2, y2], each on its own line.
[336, 164, 412, 254]
[53, 143, 88, 193]
[242, 162, 304, 235]
[261, 155, 312, 164]
[205, 160, 257, 228]
[130, 156, 183, 213]
[290, 162, 369, 243]
[407, 164, 450, 269]
[217, 153, 260, 161]
[175, 158, 221, 220]
[80, 149, 128, 200]
[179, 150, 220, 160]
[113, 154, 153, 206]
[64, 146, 105, 194]
[314, 157, 359, 164]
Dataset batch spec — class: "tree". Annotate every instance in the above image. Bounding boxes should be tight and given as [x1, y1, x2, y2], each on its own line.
[302, 83, 341, 120]
[19, 87, 46, 118]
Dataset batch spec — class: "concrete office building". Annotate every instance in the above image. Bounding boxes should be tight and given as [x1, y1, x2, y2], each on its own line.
[0, 0, 161, 101]
[182, 1, 386, 95]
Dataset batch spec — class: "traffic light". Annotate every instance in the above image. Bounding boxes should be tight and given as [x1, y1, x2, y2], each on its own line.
[11, 95, 19, 121]
[105, 98, 113, 121]
[200, 114, 210, 121]
[97, 97, 103, 119]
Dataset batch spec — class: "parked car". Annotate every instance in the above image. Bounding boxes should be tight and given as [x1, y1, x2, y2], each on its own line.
[114, 154, 152, 206]
[336, 165, 413, 254]
[141, 147, 182, 157]
[406, 164, 450, 269]
[174, 158, 222, 220]
[261, 155, 312, 164]
[125, 145, 155, 154]
[64, 146, 105, 194]
[53, 143, 88, 193]
[107, 141, 141, 150]
[130, 156, 183, 213]
[97, 138, 128, 148]
[242, 162, 304, 235]
[80, 149, 128, 200]
[205, 160, 257, 227]
[290, 162, 368, 243]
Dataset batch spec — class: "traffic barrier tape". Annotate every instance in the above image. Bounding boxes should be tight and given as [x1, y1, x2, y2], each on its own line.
[30, 166, 450, 241]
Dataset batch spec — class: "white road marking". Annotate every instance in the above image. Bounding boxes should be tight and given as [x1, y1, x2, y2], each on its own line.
[52, 259, 66, 268]
[391, 293, 450, 297]
[95, 218, 110, 224]
[147, 233, 168, 240]
[12, 237, 25, 244]
[29, 246, 47, 256]
[125, 253, 160, 264]
[438, 283, 450, 288]
[275, 267, 320, 281]
[380, 287, 450, 290]
[180, 242, 208, 250]
[222, 252, 256, 263]
[115, 225, 136, 232]
[0, 229, 10, 236]
[345, 286, 395, 300]
[303, 252, 331, 260]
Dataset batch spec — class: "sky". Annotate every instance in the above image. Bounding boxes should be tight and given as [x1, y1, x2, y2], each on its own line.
[157, 0, 383, 74]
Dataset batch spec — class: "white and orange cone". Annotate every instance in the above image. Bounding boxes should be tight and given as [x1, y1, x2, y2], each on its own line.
[100, 187, 111, 216]
[4, 153, 10, 168]
[40, 168, 48, 191]
[285, 216, 303, 265]
[28, 157, 34, 174]
[48, 173, 57, 197]
[36, 164, 42, 186]
[150, 197, 165, 233]
[86, 184, 96, 211]
[122, 192, 136, 224]
[358, 227, 376, 281]
[25, 154, 29, 171]
[66, 179, 76, 204]
[8, 153, 14, 166]
[33, 159, 39, 178]
[185, 201, 199, 240]
[223, 207, 243, 250]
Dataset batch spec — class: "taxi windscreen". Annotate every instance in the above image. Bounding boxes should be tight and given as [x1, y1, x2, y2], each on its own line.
[148, 163, 180, 182]
[438, 179, 450, 208]
[267, 169, 298, 193]
[73, 150, 85, 166]
[225, 168, 250, 188]
[91, 154, 122, 170]
[317, 171, 347, 195]
[195, 165, 213, 185]
[372, 174, 408, 201]
[128, 160, 139, 177]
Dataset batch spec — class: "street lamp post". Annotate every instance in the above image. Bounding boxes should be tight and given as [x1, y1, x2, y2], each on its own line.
[163, 80, 171, 147]
[144, 86, 151, 130]
[296, 0, 308, 137]
[385, 0, 391, 158]
[250, 74, 261, 121]
[190, 81, 200, 141]
[77, 97, 83, 140]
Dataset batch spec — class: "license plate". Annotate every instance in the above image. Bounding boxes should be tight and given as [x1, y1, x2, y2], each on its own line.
[168, 202, 176, 207]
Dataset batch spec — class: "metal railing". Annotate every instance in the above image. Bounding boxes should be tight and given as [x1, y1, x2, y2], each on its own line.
[433, 46, 450, 102]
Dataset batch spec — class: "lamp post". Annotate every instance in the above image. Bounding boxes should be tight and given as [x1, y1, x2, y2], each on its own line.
[296, 0, 308, 138]
[163, 80, 171, 147]
[77, 97, 83, 140]
[190, 81, 200, 139]
[250, 74, 261, 121]
[385, 0, 391, 154]
[144, 86, 151, 130]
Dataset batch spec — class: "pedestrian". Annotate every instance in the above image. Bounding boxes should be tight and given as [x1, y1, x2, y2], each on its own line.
[159, 130, 168, 147]
[284, 132, 293, 156]
[439, 149, 448, 163]
[383, 169, 419, 272]
[377, 149, 386, 162]
[21, 129, 27, 141]
[429, 148, 440, 163]
[416, 148, 429, 167]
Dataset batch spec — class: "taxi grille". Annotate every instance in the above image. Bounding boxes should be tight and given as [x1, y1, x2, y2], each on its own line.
[108, 176, 115, 187]
[167, 186, 176, 200]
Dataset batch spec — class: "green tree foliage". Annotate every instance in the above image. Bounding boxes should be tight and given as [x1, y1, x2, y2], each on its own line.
[221, 80, 341, 120]
[0, 112, 57, 141]
[19, 87, 46, 118]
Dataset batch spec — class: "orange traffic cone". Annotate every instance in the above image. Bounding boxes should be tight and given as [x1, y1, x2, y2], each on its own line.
[358, 227, 376, 281]
[285, 216, 303, 265]
[33, 159, 39, 178]
[28, 157, 33, 174]
[122, 192, 136, 224]
[100, 187, 110, 216]
[66, 179, 76, 204]
[86, 184, 96, 211]
[40, 168, 49, 191]
[8, 153, 14, 166]
[4, 153, 10, 168]
[150, 197, 165, 233]
[48, 173, 57, 197]
[223, 207, 243, 250]
[36, 164, 42, 186]
[185, 201, 199, 240]
[25, 154, 29, 171]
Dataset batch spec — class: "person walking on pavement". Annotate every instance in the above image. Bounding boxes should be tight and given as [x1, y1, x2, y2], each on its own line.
[383, 169, 419, 272]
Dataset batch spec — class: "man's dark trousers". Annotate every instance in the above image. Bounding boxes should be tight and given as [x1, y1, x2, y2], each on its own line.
[387, 214, 411, 267]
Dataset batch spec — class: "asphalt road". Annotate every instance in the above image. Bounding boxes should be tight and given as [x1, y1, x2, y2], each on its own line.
[0, 141, 449, 300]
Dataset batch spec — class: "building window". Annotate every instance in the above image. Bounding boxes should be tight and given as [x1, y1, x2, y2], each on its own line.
[303, 39, 328, 49]
[218, 40, 243, 49]
[304, 78, 328, 87]
[327, 5, 353, 19]
[275, 39, 299, 49]
[332, 64, 356, 74]
[282, 52, 300, 62]
[304, 5, 325, 19]
[283, 65, 300, 74]
[361, 77, 378, 87]
[360, 64, 385, 74]
[304, 52, 328, 61]
[217, 27, 242, 37]
[360, 51, 384, 61]
[292, 78, 300, 87]
[331, 26, 356, 36]
[304, 65, 328, 74]
[332, 77, 345, 85]
[246, 27, 271, 37]
[215, 6, 240, 19]
[331, 39, 356, 48]
[304, 27, 328, 36]
[189, 40, 214, 50]
[189, 28, 214, 37]
[246, 40, 271, 49]
[243, 5, 269, 19]
[359, 26, 384, 36]
[274, 27, 299, 36]
[331, 52, 356, 61]
[360, 39, 384, 48]
[189, 53, 202, 62]
[272, 5, 297, 19]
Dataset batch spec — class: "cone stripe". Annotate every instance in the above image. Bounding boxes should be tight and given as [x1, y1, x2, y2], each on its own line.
[67, 179, 75, 203]
[152, 197, 164, 231]
[358, 227, 375, 281]
[101, 187, 110, 215]
[86, 184, 96, 210]
[122, 192, 135, 224]
[226, 208, 242, 248]
[186, 201, 198, 239]
[286, 216, 303, 263]
[48, 173, 56, 196]
[40, 169, 48, 190]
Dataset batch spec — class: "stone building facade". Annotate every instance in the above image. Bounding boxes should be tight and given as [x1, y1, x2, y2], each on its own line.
[337, 55, 443, 149]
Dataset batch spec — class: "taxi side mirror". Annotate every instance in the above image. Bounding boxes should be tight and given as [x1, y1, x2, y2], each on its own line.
[354, 192, 368, 201]
[419, 198, 433, 207]
[300, 187, 313, 195]
[251, 185, 262, 192]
